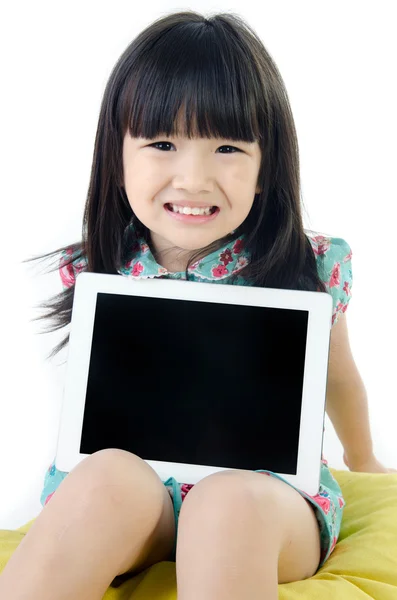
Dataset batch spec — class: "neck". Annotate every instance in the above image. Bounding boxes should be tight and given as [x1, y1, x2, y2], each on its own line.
[152, 247, 195, 273]
[149, 234, 198, 273]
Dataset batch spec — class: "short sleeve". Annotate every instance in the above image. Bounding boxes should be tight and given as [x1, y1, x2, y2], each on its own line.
[59, 247, 87, 291]
[40, 460, 69, 507]
[310, 235, 353, 327]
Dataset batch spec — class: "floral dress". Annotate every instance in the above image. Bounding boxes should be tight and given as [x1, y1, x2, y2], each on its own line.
[41, 226, 353, 569]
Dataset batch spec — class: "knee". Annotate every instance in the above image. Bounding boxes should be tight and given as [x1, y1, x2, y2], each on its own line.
[179, 470, 278, 521]
[81, 448, 163, 491]
[59, 449, 165, 518]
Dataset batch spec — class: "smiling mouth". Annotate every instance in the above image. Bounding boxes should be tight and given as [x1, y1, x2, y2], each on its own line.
[165, 203, 218, 216]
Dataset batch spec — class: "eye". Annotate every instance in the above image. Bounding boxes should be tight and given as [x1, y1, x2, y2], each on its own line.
[149, 141, 242, 153]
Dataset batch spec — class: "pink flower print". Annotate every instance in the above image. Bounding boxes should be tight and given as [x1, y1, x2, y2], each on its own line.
[234, 256, 249, 271]
[312, 236, 331, 256]
[132, 262, 144, 277]
[321, 457, 329, 466]
[344, 250, 353, 263]
[338, 497, 345, 508]
[310, 494, 331, 515]
[343, 281, 350, 296]
[158, 267, 168, 275]
[188, 260, 201, 271]
[335, 301, 344, 314]
[329, 262, 341, 288]
[212, 264, 229, 278]
[44, 492, 55, 506]
[233, 239, 244, 254]
[181, 483, 194, 501]
[60, 261, 75, 288]
[140, 242, 149, 254]
[329, 535, 338, 553]
[220, 248, 233, 266]
[60, 250, 86, 288]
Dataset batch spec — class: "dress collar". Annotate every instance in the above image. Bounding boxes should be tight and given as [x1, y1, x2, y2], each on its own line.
[117, 224, 250, 281]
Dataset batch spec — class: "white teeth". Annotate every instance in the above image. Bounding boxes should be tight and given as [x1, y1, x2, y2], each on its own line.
[170, 204, 214, 216]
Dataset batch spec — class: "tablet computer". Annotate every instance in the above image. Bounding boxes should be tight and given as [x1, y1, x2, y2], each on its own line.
[55, 272, 333, 495]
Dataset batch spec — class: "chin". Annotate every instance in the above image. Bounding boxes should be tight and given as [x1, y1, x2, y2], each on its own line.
[168, 231, 226, 251]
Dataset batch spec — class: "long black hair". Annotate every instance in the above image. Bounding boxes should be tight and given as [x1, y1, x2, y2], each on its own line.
[23, 9, 328, 360]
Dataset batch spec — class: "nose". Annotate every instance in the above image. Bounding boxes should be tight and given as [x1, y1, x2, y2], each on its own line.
[172, 153, 214, 195]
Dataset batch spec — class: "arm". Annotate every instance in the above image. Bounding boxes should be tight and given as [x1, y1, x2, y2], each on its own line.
[325, 312, 394, 472]
[326, 377, 374, 468]
[325, 311, 373, 464]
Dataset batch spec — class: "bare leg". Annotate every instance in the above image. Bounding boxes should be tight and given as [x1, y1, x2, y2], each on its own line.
[176, 470, 321, 600]
[0, 449, 176, 600]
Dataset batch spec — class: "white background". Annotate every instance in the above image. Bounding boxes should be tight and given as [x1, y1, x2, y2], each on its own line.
[1, 0, 396, 529]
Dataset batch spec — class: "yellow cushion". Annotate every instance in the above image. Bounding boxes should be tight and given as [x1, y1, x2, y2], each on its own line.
[1, 469, 396, 599]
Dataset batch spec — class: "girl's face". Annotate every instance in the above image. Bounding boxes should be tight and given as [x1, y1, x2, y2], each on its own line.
[122, 122, 262, 270]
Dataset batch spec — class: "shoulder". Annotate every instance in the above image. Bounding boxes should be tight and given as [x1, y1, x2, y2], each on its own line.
[306, 231, 352, 263]
[59, 245, 87, 290]
[305, 232, 353, 327]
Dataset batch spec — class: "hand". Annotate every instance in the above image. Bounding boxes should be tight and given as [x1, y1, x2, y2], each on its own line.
[343, 451, 397, 474]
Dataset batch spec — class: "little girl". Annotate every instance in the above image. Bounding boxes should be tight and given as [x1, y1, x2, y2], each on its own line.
[1, 9, 394, 600]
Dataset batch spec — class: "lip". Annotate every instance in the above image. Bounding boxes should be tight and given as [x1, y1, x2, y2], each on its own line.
[164, 200, 217, 209]
[164, 204, 220, 224]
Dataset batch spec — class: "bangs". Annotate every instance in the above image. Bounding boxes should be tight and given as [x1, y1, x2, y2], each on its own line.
[119, 20, 262, 143]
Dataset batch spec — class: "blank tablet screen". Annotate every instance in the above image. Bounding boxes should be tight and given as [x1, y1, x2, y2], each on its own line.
[79, 293, 309, 476]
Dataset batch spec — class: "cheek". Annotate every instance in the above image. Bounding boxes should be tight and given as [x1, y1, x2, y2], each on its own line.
[232, 166, 258, 190]
[124, 167, 154, 202]
[126, 159, 165, 194]
[232, 196, 256, 223]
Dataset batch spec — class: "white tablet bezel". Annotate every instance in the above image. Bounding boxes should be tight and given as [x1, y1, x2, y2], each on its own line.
[56, 272, 333, 495]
